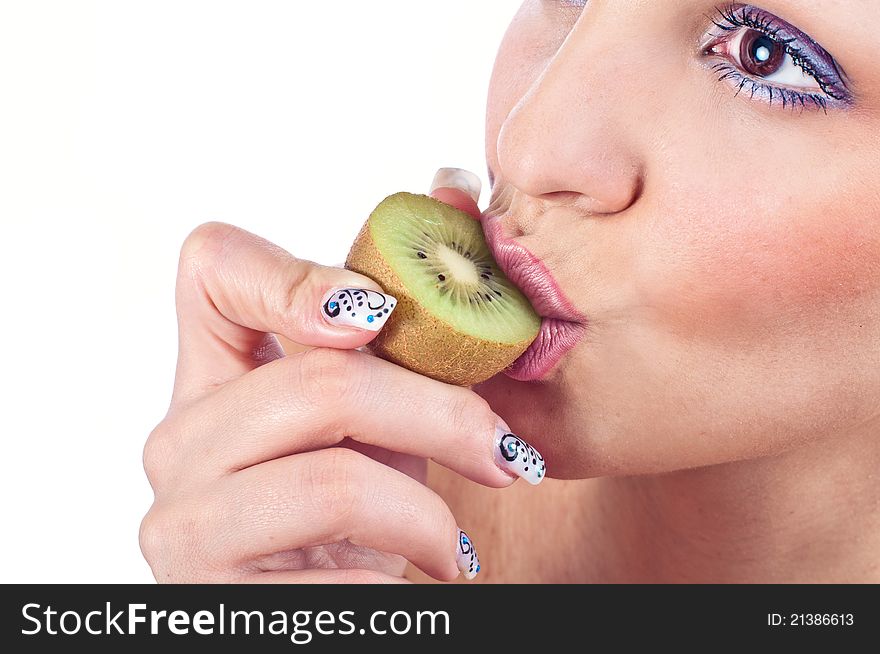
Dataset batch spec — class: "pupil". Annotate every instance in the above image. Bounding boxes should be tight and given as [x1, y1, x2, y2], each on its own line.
[741, 31, 784, 77]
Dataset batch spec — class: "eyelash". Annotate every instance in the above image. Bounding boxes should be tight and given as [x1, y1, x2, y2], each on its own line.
[554, 2, 851, 112]
[706, 4, 850, 112]
[711, 62, 829, 111]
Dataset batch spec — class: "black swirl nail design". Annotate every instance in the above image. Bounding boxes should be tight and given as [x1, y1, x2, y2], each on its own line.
[321, 288, 397, 332]
[494, 426, 546, 485]
[456, 529, 480, 580]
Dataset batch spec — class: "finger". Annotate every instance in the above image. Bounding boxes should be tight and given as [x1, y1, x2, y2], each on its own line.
[234, 570, 410, 584]
[429, 167, 482, 218]
[205, 448, 470, 582]
[163, 347, 542, 488]
[173, 222, 397, 399]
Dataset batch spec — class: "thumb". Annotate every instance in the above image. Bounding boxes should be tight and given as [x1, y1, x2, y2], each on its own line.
[173, 222, 395, 397]
[428, 168, 483, 218]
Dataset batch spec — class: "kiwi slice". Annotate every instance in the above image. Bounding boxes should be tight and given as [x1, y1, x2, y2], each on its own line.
[345, 192, 541, 386]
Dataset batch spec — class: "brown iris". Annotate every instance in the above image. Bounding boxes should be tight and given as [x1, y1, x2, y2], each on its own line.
[740, 30, 785, 76]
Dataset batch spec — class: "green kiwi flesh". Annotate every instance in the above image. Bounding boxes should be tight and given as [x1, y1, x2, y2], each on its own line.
[345, 192, 541, 386]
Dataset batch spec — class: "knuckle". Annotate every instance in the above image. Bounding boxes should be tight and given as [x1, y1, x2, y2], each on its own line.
[302, 449, 364, 528]
[177, 223, 245, 303]
[443, 389, 496, 445]
[138, 505, 174, 573]
[143, 422, 175, 490]
[294, 348, 368, 411]
[179, 222, 239, 267]
[139, 501, 220, 583]
[274, 260, 317, 332]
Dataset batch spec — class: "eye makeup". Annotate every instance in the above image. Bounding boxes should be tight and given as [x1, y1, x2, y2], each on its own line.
[703, 4, 853, 111]
[552, 1, 853, 112]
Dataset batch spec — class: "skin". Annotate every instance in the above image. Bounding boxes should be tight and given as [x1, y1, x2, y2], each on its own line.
[423, 0, 880, 582]
[142, 215, 526, 583]
[143, 0, 880, 583]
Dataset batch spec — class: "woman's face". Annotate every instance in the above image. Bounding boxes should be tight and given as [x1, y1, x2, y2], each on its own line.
[477, 0, 880, 478]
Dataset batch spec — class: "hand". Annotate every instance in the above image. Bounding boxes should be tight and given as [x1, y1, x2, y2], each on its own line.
[140, 172, 545, 583]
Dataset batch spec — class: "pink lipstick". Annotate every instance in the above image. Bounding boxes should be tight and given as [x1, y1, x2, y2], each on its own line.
[482, 214, 587, 381]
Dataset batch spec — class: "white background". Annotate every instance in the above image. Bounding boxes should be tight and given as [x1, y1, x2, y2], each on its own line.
[0, 0, 520, 583]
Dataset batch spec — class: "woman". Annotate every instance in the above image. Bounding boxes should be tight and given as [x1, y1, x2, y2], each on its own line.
[140, 1, 880, 583]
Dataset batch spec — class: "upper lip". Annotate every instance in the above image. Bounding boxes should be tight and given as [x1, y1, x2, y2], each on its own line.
[481, 213, 586, 324]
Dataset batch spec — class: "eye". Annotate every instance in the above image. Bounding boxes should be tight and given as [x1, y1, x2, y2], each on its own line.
[730, 29, 815, 90]
[704, 4, 852, 111]
[720, 27, 819, 93]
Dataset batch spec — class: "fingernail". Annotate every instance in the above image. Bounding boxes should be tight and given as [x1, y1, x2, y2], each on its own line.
[430, 168, 482, 205]
[494, 424, 546, 486]
[321, 288, 397, 332]
[456, 529, 481, 580]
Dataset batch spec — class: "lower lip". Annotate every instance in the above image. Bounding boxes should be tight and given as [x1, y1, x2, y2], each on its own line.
[504, 318, 586, 382]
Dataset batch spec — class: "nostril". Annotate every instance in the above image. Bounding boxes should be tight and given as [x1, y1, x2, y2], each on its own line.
[570, 165, 644, 216]
[542, 191, 584, 208]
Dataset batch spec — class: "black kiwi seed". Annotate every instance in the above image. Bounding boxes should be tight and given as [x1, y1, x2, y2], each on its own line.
[486, 294, 493, 301]
[495, 290, 502, 296]
[438, 274, 446, 282]
[481, 274, 489, 280]
[417, 251, 426, 259]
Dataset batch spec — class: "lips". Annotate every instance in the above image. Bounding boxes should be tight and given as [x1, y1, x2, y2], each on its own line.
[482, 214, 587, 382]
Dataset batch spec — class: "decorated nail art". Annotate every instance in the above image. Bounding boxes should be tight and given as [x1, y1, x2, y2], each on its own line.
[321, 288, 397, 332]
[494, 425, 546, 486]
[456, 529, 480, 580]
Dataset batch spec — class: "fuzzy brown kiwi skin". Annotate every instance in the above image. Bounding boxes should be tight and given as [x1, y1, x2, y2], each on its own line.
[345, 218, 536, 387]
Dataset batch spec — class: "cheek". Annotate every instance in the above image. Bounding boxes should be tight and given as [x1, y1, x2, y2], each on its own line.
[583, 159, 880, 473]
[638, 166, 880, 334]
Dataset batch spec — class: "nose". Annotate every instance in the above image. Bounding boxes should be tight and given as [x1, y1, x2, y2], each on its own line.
[495, 18, 644, 215]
